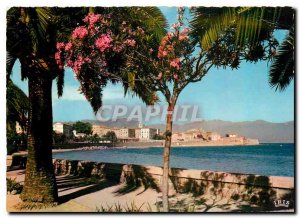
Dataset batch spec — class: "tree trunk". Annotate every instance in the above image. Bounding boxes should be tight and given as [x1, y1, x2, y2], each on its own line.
[162, 100, 175, 212]
[20, 75, 58, 203]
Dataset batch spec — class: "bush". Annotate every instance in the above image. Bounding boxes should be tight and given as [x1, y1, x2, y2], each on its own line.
[7, 178, 23, 194]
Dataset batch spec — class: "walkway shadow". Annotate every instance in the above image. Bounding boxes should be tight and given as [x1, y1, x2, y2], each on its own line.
[113, 165, 160, 196]
[57, 175, 118, 204]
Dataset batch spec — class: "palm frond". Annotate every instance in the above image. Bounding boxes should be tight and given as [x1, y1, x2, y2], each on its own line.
[269, 28, 294, 91]
[190, 7, 294, 50]
[6, 51, 17, 79]
[126, 7, 168, 40]
[6, 79, 29, 131]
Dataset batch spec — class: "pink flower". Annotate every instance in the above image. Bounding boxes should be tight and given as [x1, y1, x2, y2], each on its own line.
[170, 58, 180, 70]
[85, 57, 92, 63]
[167, 32, 174, 39]
[65, 42, 73, 51]
[182, 27, 190, 33]
[72, 26, 89, 39]
[113, 45, 124, 53]
[67, 60, 73, 67]
[95, 34, 113, 52]
[162, 51, 168, 56]
[55, 52, 61, 61]
[56, 42, 65, 50]
[84, 13, 102, 25]
[149, 48, 153, 54]
[137, 26, 145, 34]
[179, 32, 188, 41]
[179, 27, 190, 41]
[173, 74, 178, 80]
[124, 39, 136, 47]
[156, 72, 163, 80]
[171, 23, 179, 29]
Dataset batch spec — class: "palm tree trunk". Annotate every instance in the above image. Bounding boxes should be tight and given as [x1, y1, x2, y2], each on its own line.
[162, 100, 175, 212]
[20, 75, 58, 203]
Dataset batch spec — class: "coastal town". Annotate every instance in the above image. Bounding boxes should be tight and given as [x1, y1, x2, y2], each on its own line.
[49, 122, 259, 147]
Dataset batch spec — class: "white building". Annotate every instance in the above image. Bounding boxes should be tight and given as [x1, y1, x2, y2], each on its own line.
[72, 130, 86, 138]
[53, 122, 73, 137]
[140, 128, 158, 140]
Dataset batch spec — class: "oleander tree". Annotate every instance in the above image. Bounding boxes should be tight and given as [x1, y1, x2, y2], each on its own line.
[58, 7, 281, 211]
[7, 7, 167, 204]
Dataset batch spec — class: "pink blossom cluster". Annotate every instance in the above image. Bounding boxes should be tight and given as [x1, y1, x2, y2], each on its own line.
[124, 39, 136, 47]
[56, 42, 65, 50]
[179, 27, 190, 41]
[171, 22, 179, 29]
[95, 34, 113, 52]
[73, 55, 84, 74]
[56, 12, 151, 87]
[137, 26, 145, 35]
[72, 26, 89, 39]
[83, 13, 102, 26]
[170, 58, 180, 70]
[157, 34, 174, 58]
[65, 42, 73, 51]
[55, 42, 65, 69]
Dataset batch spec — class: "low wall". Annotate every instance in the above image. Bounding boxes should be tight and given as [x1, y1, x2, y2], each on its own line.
[53, 159, 294, 210]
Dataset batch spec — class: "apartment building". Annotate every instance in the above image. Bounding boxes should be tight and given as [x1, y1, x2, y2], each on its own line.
[53, 122, 73, 137]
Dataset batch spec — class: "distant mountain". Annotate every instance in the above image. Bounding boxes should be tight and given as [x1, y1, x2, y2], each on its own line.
[61, 119, 294, 143]
[148, 120, 294, 143]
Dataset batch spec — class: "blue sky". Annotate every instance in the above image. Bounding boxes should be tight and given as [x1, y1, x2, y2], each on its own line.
[10, 7, 294, 123]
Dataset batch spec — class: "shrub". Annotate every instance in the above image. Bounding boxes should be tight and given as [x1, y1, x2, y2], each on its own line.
[7, 178, 23, 194]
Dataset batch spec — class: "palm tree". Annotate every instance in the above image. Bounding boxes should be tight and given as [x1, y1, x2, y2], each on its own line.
[6, 79, 29, 133]
[6, 7, 167, 203]
[6, 80, 29, 154]
[190, 7, 295, 90]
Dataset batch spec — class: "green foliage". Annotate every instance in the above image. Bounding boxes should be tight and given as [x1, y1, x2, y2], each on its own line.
[7, 178, 23, 194]
[190, 7, 295, 90]
[89, 134, 101, 143]
[7, 130, 27, 154]
[190, 7, 294, 50]
[6, 80, 29, 133]
[53, 132, 67, 144]
[96, 201, 145, 212]
[72, 121, 92, 135]
[269, 27, 294, 91]
[153, 134, 165, 140]
[103, 131, 118, 144]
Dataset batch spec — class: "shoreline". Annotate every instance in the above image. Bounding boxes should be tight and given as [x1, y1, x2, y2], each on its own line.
[10, 141, 294, 156]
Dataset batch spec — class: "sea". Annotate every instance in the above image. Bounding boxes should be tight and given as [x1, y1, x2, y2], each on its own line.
[53, 143, 294, 177]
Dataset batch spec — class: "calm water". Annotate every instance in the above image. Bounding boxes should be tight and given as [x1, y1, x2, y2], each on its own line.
[53, 143, 294, 177]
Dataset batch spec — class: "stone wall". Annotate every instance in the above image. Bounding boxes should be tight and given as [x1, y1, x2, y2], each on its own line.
[52, 159, 294, 210]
